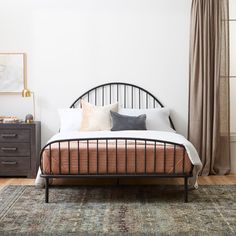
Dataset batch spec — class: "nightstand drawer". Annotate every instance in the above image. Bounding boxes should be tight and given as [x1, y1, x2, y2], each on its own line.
[0, 143, 30, 156]
[0, 122, 41, 178]
[0, 156, 30, 176]
[0, 129, 30, 142]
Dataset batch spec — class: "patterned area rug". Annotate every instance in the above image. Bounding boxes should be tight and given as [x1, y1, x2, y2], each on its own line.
[0, 185, 235, 235]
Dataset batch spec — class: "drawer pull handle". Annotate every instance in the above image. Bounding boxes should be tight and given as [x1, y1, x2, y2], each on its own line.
[1, 147, 17, 151]
[1, 134, 17, 138]
[1, 161, 17, 165]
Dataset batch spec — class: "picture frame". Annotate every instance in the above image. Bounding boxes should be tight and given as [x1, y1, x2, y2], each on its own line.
[0, 53, 26, 94]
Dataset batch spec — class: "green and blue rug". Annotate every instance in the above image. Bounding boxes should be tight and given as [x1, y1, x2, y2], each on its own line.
[0, 185, 235, 235]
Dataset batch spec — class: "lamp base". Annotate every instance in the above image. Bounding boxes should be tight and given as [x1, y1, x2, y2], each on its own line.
[25, 114, 34, 123]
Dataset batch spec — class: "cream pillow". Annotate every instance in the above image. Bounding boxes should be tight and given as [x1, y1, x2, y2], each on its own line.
[80, 100, 118, 131]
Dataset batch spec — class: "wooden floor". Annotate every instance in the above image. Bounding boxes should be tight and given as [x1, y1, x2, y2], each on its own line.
[0, 175, 236, 186]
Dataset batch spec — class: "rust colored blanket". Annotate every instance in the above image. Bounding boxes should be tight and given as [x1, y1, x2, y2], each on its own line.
[41, 140, 192, 175]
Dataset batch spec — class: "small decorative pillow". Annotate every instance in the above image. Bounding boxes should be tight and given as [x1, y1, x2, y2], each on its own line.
[110, 111, 147, 131]
[119, 108, 175, 132]
[80, 100, 118, 131]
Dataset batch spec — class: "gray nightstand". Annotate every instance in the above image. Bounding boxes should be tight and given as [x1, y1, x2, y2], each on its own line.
[0, 121, 41, 178]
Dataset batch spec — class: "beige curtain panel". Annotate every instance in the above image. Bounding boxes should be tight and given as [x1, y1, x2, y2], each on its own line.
[188, 0, 230, 175]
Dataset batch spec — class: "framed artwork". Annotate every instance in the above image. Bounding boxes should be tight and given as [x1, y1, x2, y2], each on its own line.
[0, 53, 26, 93]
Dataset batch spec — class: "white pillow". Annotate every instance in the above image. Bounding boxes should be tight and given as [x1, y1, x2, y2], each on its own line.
[58, 108, 82, 132]
[80, 100, 118, 131]
[119, 108, 175, 132]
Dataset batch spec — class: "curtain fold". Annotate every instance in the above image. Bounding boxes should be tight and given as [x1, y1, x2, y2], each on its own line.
[188, 0, 230, 175]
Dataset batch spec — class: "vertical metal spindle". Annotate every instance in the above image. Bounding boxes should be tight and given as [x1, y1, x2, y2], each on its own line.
[49, 144, 52, 174]
[164, 143, 166, 174]
[117, 85, 119, 102]
[153, 98, 155, 108]
[59, 142, 61, 174]
[183, 148, 186, 174]
[45, 178, 49, 203]
[41, 154, 43, 175]
[116, 139, 118, 174]
[95, 88, 97, 105]
[125, 139, 127, 174]
[110, 84, 112, 104]
[173, 145, 176, 174]
[68, 141, 70, 174]
[154, 141, 157, 173]
[97, 140, 99, 174]
[139, 89, 141, 109]
[144, 141, 147, 174]
[184, 176, 188, 203]
[102, 87, 104, 105]
[77, 141, 80, 174]
[88, 92, 90, 103]
[106, 139, 108, 174]
[135, 140, 137, 174]
[146, 94, 148, 108]
[87, 140, 89, 174]
[124, 85, 126, 108]
[131, 87, 134, 108]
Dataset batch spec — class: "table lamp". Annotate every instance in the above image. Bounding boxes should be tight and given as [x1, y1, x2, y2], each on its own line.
[22, 88, 35, 123]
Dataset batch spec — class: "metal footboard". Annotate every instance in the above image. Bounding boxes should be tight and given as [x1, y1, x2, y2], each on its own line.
[40, 137, 193, 203]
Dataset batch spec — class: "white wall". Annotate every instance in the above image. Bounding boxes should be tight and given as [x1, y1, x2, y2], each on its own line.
[0, 0, 191, 146]
[0, 1, 33, 120]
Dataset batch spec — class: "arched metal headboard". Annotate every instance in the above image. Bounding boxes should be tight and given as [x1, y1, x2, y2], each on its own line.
[70, 82, 175, 129]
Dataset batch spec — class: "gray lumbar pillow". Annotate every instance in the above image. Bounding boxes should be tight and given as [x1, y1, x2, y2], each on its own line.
[110, 111, 147, 131]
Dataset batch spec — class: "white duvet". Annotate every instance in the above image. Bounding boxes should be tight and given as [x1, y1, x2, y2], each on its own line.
[35, 130, 202, 188]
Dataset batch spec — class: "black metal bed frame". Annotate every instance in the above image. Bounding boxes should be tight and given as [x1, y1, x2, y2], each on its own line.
[40, 82, 193, 203]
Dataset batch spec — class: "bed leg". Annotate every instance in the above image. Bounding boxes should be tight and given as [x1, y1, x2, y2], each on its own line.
[184, 176, 188, 203]
[45, 178, 49, 203]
